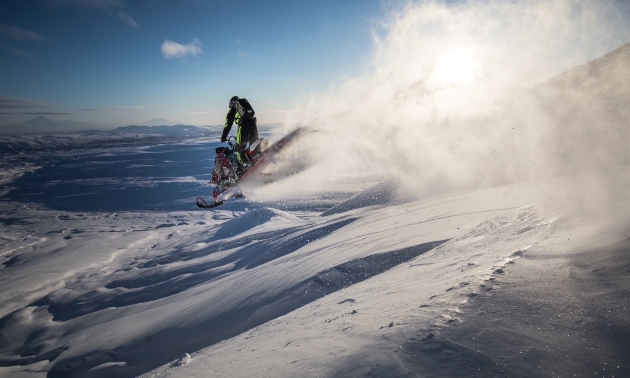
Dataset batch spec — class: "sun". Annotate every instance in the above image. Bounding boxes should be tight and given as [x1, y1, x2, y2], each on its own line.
[432, 50, 480, 87]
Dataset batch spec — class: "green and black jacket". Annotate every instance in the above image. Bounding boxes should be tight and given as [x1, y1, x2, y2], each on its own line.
[222, 107, 256, 142]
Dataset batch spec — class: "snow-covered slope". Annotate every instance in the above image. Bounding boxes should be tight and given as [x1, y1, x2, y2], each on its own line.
[0, 177, 547, 375]
[1, 165, 629, 377]
[141, 192, 630, 378]
[1, 3, 630, 377]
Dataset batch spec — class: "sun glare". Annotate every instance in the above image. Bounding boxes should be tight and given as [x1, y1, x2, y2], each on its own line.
[433, 50, 480, 87]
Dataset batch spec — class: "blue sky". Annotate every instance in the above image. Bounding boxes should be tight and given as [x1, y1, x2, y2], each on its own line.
[2, 0, 630, 130]
[0, 0, 385, 127]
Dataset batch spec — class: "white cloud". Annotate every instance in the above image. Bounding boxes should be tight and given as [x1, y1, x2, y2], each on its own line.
[238, 50, 250, 58]
[49, 0, 122, 11]
[0, 111, 72, 115]
[48, 0, 140, 28]
[0, 25, 45, 43]
[259, 110, 296, 114]
[161, 38, 203, 60]
[5, 48, 32, 58]
[117, 11, 140, 28]
[0, 97, 49, 109]
[79, 106, 145, 112]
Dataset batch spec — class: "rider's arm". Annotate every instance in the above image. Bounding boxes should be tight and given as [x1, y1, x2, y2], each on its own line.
[222, 108, 236, 142]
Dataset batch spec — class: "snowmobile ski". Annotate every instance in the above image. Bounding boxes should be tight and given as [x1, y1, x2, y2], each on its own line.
[196, 197, 224, 209]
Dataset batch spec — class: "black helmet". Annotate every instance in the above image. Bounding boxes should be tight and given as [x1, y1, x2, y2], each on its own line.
[229, 96, 239, 108]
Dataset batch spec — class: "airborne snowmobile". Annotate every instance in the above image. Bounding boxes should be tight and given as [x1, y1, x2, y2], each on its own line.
[197, 127, 308, 209]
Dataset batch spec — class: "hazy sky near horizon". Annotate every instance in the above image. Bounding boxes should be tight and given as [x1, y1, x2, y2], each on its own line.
[1, 0, 630, 130]
[0, 0, 384, 127]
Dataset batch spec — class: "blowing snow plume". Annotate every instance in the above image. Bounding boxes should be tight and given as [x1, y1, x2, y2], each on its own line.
[279, 0, 630, 215]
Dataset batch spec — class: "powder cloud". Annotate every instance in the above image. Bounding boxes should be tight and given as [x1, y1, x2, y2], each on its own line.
[278, 0, 630, 217]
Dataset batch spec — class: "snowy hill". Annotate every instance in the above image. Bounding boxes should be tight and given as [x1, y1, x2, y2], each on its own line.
[536, 42, 630, 132]
[540, 42, 630, 94]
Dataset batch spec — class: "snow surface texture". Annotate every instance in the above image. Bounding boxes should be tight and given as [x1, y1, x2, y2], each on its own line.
[2, 2, 630, 377]
[1, 137, 629, 378]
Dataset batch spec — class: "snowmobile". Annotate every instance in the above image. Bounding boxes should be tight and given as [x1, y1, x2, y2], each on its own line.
[197, 127, 308, 209]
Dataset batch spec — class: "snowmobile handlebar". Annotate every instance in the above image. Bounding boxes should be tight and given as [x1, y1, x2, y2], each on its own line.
[226, 135, 237, 148]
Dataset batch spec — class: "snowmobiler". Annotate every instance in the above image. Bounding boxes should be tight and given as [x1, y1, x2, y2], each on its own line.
[222, 96, 258, 168]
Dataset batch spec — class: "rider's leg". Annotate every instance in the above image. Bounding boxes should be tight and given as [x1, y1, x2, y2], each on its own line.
[237, 128, 258, 167]
[235, 126, 246, 166]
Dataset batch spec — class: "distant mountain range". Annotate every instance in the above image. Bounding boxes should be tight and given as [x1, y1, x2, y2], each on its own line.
[0, 117, 111, 135]
[138, 118, 180, 127]
[0, 123, 224, 153]
[0, 117, 197, 136]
